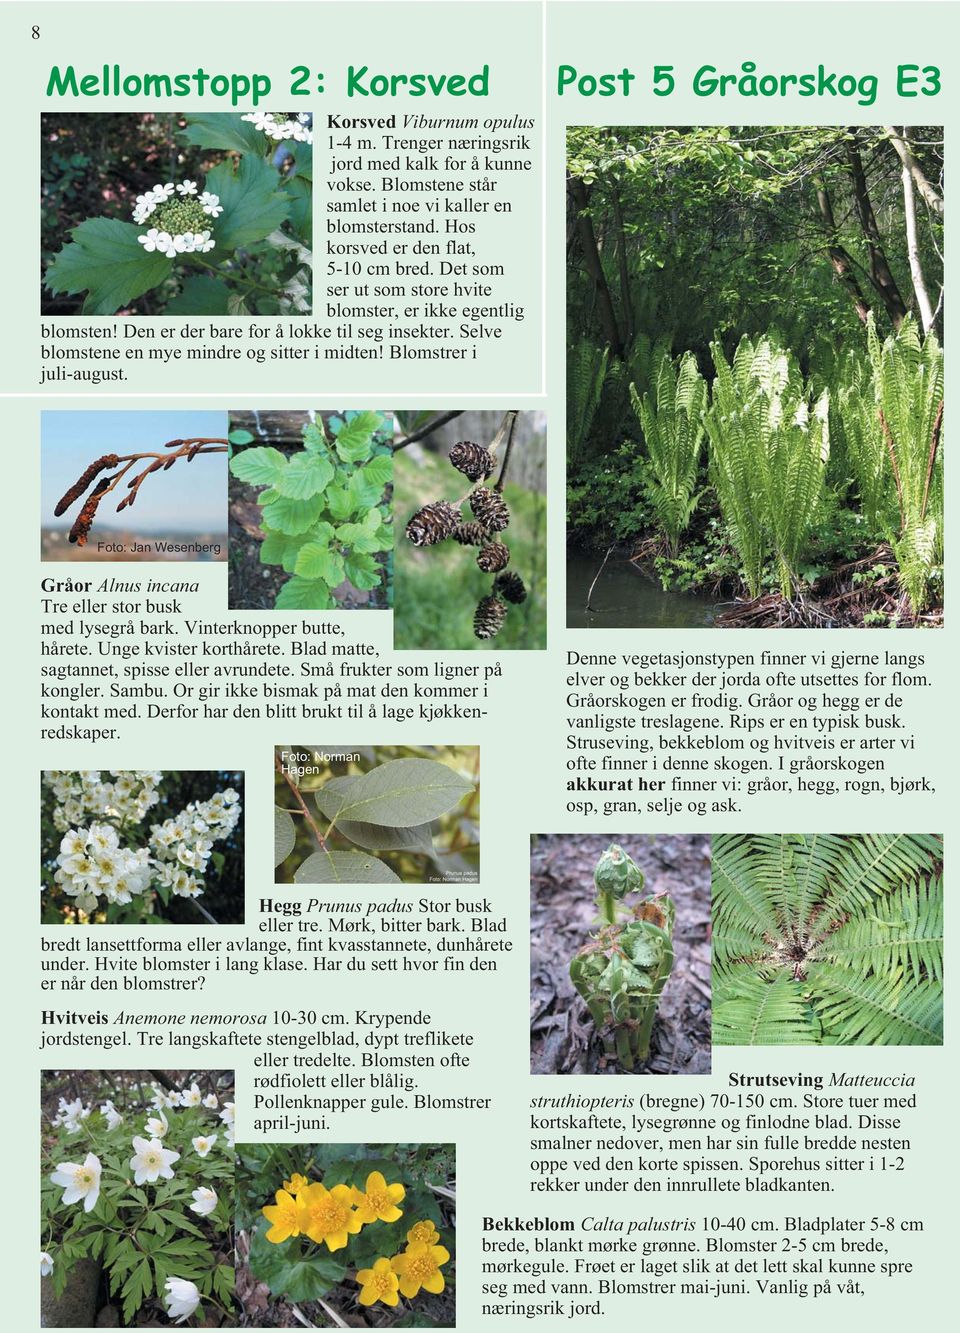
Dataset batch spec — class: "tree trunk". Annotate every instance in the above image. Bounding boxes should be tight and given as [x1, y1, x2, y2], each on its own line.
[883, 126, 944, 215]
[568, 176, 624, 357]
[610, 189, 635, 346]
[900, 153, 937, 334]
[813, 180, 872, 324]
[844, 131, 908, 327]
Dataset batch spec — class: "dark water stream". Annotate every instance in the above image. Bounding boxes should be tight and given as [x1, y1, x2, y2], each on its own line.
[567, 550, 721, 629]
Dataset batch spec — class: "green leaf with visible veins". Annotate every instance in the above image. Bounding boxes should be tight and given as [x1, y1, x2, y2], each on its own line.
[274, 452, 334, 499]
[332, 411, 385, 463]
[294, 850, 401, 884]
[344, 552, 382, 589]
[180, 113, 267, 157]
[205, 154, 290, 251]
[275, 576, 334, 610]
[249, 1227, 345, 1300]
[294, 542, 345, 585]
[260, 491, 325, 535]
[45, 218, 171, 315]
[275, 809, 296, 866]
[348, 465, 389, 511]
[316, 758, 473, 827]
[230, 448, 288, 486]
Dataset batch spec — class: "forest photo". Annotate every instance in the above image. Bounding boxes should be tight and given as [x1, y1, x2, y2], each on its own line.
[567, 126, 944, 629]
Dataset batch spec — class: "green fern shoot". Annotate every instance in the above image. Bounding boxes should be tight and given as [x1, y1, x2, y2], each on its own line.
[712, 833, 943, 1046]
[630, 349, 707, 554]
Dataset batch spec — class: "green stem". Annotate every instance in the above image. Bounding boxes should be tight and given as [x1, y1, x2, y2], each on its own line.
[597, 890, 617, 925]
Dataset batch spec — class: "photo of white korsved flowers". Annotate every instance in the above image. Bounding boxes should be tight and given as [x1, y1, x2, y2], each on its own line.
[41, 1070, 236, 1328]
[40, 771, 245, 925]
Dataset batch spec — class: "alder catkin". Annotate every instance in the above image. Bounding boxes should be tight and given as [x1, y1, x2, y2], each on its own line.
[69, 478, 111, 546]
[54, 454, 120, 516]
[449, 440, 496, 481]
[474, 595, 508, 639]
[495, 570, 527, 604]
[469, 486, 510, 533]
[405, 500, 462, 546]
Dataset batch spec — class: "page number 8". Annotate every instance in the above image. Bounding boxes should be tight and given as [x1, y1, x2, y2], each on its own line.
[32, 24, 40, 37]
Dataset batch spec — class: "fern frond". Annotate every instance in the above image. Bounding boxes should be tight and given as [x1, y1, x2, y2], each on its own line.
[812, 872, 942, 985]
[712, 972, 820, 1046]
[805, 963, 942, 1045]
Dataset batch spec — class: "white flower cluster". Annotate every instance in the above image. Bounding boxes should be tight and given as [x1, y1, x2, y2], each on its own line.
[44, 770, 162, 835]
[242, 110, 313, 144]
[131, 180, 223, 260]
[52, 1097, 92, 1134]
[149, 788, 241, 900]
[46, 774, 241, 916]
[54, 823, 153, 914]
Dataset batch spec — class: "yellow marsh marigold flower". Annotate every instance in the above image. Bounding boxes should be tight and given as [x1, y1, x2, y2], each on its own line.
[356, 1256, 401, 1308]
[391, 1241, 451, 1298]
[406, 1219, 440, 1248]
[283, 1172, 310, 1195]
[353, 1170, 405, 1225]
[262, 1189, 304, 1244]
[299, 1181, 363, 1252]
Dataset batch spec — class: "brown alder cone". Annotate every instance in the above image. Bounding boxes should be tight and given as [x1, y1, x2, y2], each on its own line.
[54, 455, 120, 516]
[449, 440, 496, 481]
[405, 500, 462, 546]
[477, 541, 510, 573]
[469, 486, 510, 533]
[474, 595, 508, 639]
[453, 521, 489, 546]
[69, 478, 112, 546]
[494, 570, 527, 604]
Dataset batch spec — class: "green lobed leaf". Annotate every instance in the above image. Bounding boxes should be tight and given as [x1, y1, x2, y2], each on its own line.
[275, 809, 296, 866]
[274, 452, 334, 500]
[250, 1228, 345, 1301]
[180, 113, 267, 156]
[294, 542, 345, 585]
[293, 849, 402, 883]
[316, 758, 473, 828]
[230, 447, 288, 487]
[275, 576, 334, 610]
[164, 274, 231, 315]
[284, 174, 313, 245]
[45, 218, 172, 315]
[205, 154, 290, 251]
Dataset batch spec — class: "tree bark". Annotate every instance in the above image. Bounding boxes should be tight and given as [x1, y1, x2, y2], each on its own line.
[900, 153, 937, 334]
[883, 126, 944, 215]
[610, 189, 635, 347]
[568, 176, 624, 357]
[844, 131, 908, 327]
[813, 180, 872, 324]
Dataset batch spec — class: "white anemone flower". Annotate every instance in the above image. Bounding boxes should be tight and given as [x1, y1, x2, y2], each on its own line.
[189, 1186, 217, 1217]
[41, 1252, 54, 1277]
[202, 1093, 219, 1110]
[180, 1083, 202, 1108]
[50, 1153, 102, 1212]
[191, 1134, 217, 1158]
[130, 1137, 180, 1185]
[144, 1109, 169, 1138]
[101, 1101, 123, 1132]
[164, 1277, 201, 1324]
[219, 1101, 235, 1126]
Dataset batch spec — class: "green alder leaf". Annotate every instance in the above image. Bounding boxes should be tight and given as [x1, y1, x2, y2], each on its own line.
[250, 1228, 345, 1300]
[164, 274, 231, 315]
[344, 552, 382, 590]
[259, 492, 325, 535]
[336, 819, 435, 854]
[333, 411, 384, 463]
[361, 454, 393, 488]
[318, 758, 474, 828]
[302, 422, 328, 455]
[45, 218, 171, 315]
[275, 808, 296, 867]
[205, 154, 290, 251]
[348, 465, 389, 511]
[280, 535, 314, 574]
[294, 542, 345, 585]
[293, 849, 402, 884]
[326, 484, 357, 522]
[259, 528, 293, 566]
[229, 447, 288, 486]
[180, 113, 267, 157]
[274, 452, 334, 500]
[275, 576, 334, 610]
